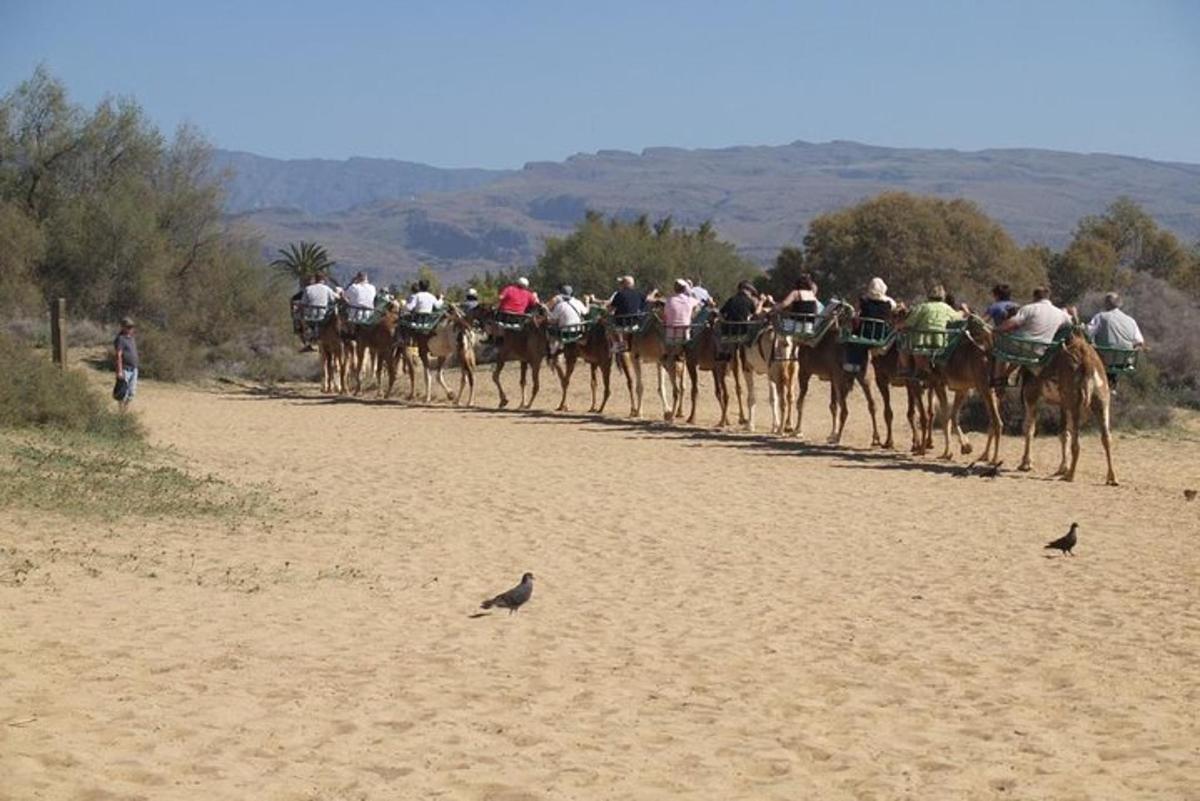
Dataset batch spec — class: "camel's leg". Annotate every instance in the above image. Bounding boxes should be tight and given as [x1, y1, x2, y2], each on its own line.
[617, 352, 638, 417]
[685, 361, 700, 424]
[422, 348, 435, 404]
[859, 373, 880, 446]
[1063, 410, 1081, 482]
[794, 374, 811, 439]
[655, 361, 668, 421]
[1096, 393, 1118, 486]
[518, 361, 529, 408]
[556, 353, 575, 412]
[598, 362, 612, 414]
[493, 360, 508, 408]
[744, 363, 757, 432]
[878, 379, 895, 449]
[382, 348, 398, 399]
[458, 344, 476, 407]
[768, 368, 781, 434]
[930, 384, 953, 459]
[715, 365, 731, 428]
[950, 390, 973, 456]
[1018, 387, 1037, 472]
[436, 358, 454, 401]
[633, 355, 645, 418]
[524, 361, 542, 409]
[731, 352, 747, 425]
[1054, 409, 1070, 477]
[353, 341, 366, 395]
[826, 381, 847, 445]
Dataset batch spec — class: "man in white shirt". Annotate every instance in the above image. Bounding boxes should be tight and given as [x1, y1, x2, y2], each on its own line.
[301, 274, 340, 309]
[548, 285, 589, 327]
[998, 286, 1073, 344]
[343, 271, 377, 309]
[1087, 292, 1144, 350]
[688, 279, 712, 305]
[405, 279, 445, 314]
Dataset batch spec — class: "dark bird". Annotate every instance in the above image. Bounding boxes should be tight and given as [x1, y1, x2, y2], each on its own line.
[978, 461, 1004, 479]
[1045, 523, 1078, 556]
[481, 572, 534, 614]
[1185, 489, 1197, 502]
[953, 460, 978, 478]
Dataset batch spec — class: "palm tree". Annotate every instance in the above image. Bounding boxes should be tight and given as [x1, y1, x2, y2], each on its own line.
[271, 241, 336, 282]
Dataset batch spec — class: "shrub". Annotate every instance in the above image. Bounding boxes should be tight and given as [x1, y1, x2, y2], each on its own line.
[0, 333, 142, 439]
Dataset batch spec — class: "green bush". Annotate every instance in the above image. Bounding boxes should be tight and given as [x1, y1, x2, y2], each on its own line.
[0, 333, 142, 439]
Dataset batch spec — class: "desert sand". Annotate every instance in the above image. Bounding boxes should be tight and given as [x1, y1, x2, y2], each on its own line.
[2, 364, 1198, 800]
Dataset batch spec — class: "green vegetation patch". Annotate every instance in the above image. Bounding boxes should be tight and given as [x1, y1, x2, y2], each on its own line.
[0, 433, 261, 521]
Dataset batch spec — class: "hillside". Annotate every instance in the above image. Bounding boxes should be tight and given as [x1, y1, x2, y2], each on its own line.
[212, 150, 511, 215]
[222, 141, 1200, 286]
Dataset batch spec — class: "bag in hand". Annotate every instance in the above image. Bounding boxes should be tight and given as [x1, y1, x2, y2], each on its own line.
[113, 376, 129, 401]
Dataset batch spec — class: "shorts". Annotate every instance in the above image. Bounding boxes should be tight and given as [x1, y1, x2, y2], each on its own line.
[121, 367, 138, 402]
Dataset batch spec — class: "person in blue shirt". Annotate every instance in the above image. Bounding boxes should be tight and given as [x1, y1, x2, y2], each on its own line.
[985, 284, 1019, 326]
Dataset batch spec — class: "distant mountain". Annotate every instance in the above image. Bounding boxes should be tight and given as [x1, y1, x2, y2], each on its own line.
[222, 141, 1200, 287]
[212, 150, 511, 215]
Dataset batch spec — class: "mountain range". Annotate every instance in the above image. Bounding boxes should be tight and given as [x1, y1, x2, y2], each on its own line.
[216, 141, 1200, 287]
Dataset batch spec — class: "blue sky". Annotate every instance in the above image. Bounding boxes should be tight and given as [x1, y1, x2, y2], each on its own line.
[2, 0, 1198, 168]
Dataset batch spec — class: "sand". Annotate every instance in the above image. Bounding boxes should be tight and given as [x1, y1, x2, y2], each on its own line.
[2, 364, 1198, 800]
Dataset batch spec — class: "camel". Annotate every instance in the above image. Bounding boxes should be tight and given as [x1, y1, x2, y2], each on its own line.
[738, 321, 793, 433]
[671, 315, 737, 426]
[312, 306, 348, 394]
[786, 302, 879, 445]
[1011, 329, 1117, 485]
[400, 308, 479, 405]
[613, 312, 670, 419]
[473, 306, 550, 410]
[870, 342, 928, 453]
[350, 302, 401, 397]
[550, 320, 613, 413]
[920, 316, 1003, 463]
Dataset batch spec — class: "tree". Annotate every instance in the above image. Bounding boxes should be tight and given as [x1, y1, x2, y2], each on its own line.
[801, 192, 1045, 304]
[535, 213, 760, 301]
[757, 245, 805, 299]
[1068, 197, 1197, 295]
[270, 241, 335, 283]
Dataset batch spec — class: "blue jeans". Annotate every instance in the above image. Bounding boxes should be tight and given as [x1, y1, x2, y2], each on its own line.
[121, 367, 138, 403]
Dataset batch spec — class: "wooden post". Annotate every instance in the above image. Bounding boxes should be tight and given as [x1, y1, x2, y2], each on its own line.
[50, 297, 67, 368]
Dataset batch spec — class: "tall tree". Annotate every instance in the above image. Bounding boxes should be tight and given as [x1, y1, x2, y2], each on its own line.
[801, 192, 1046, 304]
[270, 241, 336, 283]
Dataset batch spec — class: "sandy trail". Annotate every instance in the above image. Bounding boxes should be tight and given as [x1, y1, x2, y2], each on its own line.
[2, 365, 1198, 800]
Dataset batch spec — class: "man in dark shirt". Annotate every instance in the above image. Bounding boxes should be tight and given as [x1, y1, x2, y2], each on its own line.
[608, 275, 647, 319]
[720, 281, 761, 322]
[113, 317, 139, 410]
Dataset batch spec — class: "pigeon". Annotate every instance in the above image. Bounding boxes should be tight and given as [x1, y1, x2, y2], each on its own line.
[481, 572, 534, 614]
[1045, 523, 1078, 556]
[978, 461, 1004, 479]
[1185, 489, 1197, 502]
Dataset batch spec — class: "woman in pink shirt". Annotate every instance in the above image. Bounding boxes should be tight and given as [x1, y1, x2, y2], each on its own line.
[663, 279, 701, 343]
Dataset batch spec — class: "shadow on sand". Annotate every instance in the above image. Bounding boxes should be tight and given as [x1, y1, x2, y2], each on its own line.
[216, 380, 1010, 480]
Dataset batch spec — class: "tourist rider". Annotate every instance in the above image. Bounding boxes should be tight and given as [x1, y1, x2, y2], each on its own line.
[460, 287, 481, 312]
[1087, 292, 1144, 351]
[984, 283, 1019, 326]
[1086, 291, 1144, 387]
[405, 279, 444, 314]
[901, 284, 963, 374]
[844, 277, 897, 373]
[497, 276, 540, 316]
[343, 271, 377, 310]
[774, 274, 823, 334]
[663, 278, 702, 344]
[687, 278, 712, 306]
[720, 280, 764, 331]
[997, 286, 1072, 345]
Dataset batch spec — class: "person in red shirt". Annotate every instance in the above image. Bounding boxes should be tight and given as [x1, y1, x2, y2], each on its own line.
[497, 276, 540, 314]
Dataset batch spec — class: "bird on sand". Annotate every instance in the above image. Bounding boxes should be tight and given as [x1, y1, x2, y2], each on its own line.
[1045, 523, 1078, 556]
[1185, 489, 1197, 502]
[978, 461, 1004, 479]
[481, 572, 534, 614]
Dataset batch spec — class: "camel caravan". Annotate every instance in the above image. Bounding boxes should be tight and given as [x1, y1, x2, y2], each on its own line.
[291, 271, 1143, 486]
